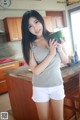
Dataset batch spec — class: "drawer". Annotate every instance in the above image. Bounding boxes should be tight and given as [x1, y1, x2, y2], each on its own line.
[0, 61, 19, 94]
[0, 72, 7, 80]
[0, 61, 19, 72]
[0, 80, 8, 94]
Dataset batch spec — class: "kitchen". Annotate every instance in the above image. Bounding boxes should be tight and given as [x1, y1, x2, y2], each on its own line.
[0, 0, 80, 120]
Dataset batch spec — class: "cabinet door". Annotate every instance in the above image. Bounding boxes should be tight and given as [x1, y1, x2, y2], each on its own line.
[16, 17, 22, 40]
[0, 61, 19, 94]
[3, 17, 22, 41]
[56, 16, 64, 28]
[0, 80, 8, 94]
[4, 18, 18, 41]
[46, 11, 65, 31]
[43, 16, 54, 32]
[43, 16, 64, 32]
[51, 17, 57, 30]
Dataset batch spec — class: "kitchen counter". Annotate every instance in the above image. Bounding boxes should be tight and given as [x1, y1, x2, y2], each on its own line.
[0, 60, 19, 67]
[6, 62, 80, 81]
[5, 63, 80, 120]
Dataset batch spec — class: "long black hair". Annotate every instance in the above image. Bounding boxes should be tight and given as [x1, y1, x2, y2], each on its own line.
[21, 10, 50, 64]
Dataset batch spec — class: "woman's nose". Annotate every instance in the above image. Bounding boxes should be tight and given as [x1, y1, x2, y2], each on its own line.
[33, 26, 37, 31]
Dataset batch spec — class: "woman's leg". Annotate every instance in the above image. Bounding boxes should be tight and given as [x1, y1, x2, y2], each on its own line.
[50, 99, 64, 120]
[35, 101, 50, 120]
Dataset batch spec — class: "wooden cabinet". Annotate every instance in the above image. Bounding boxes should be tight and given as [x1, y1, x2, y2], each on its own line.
[16, 17, 22, 40]
[0, 61, 19, 94]
[43, 16, 65, 32]
[6, 75, 39, 120]
[43, 16, 54, 32]
[3, 13, 64, 41]
[44, 11, 65, 32]
[3, 17, 22, 41]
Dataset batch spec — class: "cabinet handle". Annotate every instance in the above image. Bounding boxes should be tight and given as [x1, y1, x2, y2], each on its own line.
[0, 80, 6, 84]
[0, 64, 16, 69]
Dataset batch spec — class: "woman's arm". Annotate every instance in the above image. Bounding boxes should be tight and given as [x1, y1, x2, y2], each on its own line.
[57, 42, 70, 64]
[29, 40, 57, 75]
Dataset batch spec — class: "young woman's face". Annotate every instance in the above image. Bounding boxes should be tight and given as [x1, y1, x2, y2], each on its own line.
[28, 17, 43, 38]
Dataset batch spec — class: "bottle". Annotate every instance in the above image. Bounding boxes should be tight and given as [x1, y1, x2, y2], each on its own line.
[74, 51, 79, 63]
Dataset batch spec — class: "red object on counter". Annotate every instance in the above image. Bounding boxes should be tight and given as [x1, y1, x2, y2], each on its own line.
[20, 61, 27, 66]
[0, 58, 13, 64]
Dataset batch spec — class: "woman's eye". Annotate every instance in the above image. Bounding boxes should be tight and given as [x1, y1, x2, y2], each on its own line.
[28, 25, 32, 29]
[35, 20, 39, 23]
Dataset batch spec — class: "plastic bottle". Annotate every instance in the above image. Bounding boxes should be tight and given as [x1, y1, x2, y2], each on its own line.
[74, 51, 79, 63]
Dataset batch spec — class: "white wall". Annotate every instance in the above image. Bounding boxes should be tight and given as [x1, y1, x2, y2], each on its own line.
[0, 0, 67, 19]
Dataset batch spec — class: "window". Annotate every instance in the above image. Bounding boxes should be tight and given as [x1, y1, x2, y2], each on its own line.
[69, 6, 80, 60]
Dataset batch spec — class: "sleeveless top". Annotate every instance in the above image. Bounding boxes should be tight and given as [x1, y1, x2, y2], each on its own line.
[31, 43, 63, 87]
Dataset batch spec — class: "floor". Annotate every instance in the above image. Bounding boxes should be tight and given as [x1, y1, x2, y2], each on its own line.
[0, 93, 15, 120]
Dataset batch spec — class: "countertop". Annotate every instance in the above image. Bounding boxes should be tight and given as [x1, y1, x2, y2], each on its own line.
[5, 63, 80, 82]
[0, 60, 19, 67]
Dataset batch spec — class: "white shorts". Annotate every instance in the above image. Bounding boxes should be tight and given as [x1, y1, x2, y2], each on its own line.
[32, 85, 65, 102]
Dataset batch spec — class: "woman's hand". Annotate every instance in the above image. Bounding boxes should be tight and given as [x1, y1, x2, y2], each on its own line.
[57, 37, 66, 53]
[49, 39, 57, 56]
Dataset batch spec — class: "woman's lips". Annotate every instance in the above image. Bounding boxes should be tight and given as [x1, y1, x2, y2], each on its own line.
[35, 29, 41, 34]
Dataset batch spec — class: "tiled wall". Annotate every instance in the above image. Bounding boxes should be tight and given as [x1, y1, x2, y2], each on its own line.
[0, 37, 24, 60]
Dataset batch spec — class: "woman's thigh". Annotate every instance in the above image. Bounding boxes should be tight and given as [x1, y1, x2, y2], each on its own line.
[35, 101, 50, 120]
[50, 99, 64, 120]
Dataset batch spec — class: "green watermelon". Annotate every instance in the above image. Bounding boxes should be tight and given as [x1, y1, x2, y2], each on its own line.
[47, 30, 64, 43]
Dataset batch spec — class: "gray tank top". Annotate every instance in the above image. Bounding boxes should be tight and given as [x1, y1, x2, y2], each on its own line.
[31, 43, 63, 87]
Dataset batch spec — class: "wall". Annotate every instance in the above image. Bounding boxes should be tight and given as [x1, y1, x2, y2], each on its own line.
[0, 0, 68, 60]
[0, 41, 23, 60]
[0, 0, 67, 19]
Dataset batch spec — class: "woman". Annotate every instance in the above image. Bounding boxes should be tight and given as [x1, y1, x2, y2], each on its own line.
[21, 10, 69, 120]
